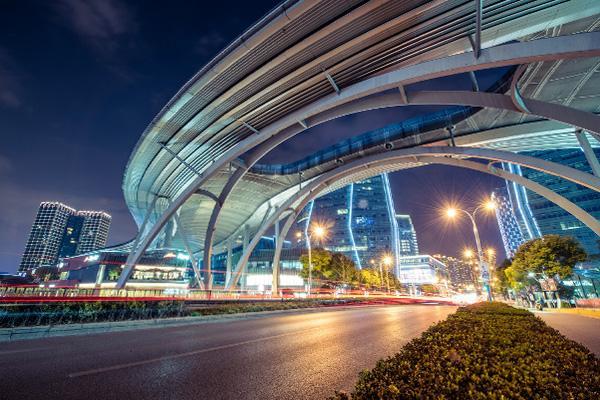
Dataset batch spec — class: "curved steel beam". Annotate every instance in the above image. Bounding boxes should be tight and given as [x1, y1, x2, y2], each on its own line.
[201, 133, 299, 290]
[264, 156, 600, 292]
[406, 90, 600, 135]
[230, 147, 600, 290]
[118, 33, 600, 288]
[271, 212, 297, 294]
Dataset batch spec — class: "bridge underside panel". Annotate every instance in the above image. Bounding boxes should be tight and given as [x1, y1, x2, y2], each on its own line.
[116, 1, 600, 288]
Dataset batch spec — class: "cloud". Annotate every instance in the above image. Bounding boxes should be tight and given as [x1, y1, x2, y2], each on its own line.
[194, 32, 227, 57]
[55, 0, 138, 57]
[0, 49, 22, 108]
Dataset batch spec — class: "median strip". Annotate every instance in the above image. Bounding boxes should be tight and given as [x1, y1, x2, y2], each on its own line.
[331, 302, 600, 399]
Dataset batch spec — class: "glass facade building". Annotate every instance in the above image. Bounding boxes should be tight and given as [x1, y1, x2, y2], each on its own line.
[508, 149, 600, 257]
[491, 186, 526, 258]
[20, 202, 112, 271]
[396, 214, 419, 256]
[297, 174, 400, 275]
[397, 255, 448, 285]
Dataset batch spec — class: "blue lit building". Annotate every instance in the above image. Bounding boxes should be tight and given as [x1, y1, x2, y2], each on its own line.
[297, 173, 400, 275]
[396, 214, 419, 256]
[491, 186, 527, 259]
[506, 149, 600, 257]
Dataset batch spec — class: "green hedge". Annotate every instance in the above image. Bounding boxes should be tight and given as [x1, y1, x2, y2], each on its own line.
[332, 302, 599, 399]
[191, 298, 360, 316]
[0, 301, 187, 327]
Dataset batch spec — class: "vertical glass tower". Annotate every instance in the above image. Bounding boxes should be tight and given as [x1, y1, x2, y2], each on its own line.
[20, 202, 112, 271]
[507, 149, 600, 257]
[396, 214, 419, 256]
[491, 187, 526, 258]
[297, 173, 400, 274]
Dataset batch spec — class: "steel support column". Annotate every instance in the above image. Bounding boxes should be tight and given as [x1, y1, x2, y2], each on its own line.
[575, 130, 600, 177]
[173, 213, 204, 289]
[116, 194, 161, 289]
[271, 211, 297, 295]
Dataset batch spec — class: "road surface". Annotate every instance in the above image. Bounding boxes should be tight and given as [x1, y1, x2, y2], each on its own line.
[536, 311, 600, 355]
[2, 305, 598, 399]
[0, 305, 454, 400]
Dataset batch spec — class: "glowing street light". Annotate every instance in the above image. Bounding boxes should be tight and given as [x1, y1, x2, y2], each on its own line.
[484, 200, 496, 211]
[444, 199, 497, 302]
[312, 224, 326, 238]
[463, 248, 474, 259]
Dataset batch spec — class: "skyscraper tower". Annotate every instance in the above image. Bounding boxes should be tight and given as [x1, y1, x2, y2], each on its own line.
[20, 202, 76, 271]
[395, 214, 419, 256]
[491, 187, 526, 258]
[76, 211, 111, 254]
[20, 202, 112, 271]
[297, 174, 400, 274]
[505, 148, 600, 257]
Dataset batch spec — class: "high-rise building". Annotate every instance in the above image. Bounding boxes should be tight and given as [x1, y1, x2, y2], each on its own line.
[491, 187, 526, 258]
[503, 163, 541, 242]
[507, 149, 600, 257]
[20, 202, 76, 271]
[20, 202, 112, 271]
[432, 254, 474, 288]
[396, 214, 419, 256]
[76, 211, 111, 254]
[297, 174, 400, 274]
[58, 214, 85, 258]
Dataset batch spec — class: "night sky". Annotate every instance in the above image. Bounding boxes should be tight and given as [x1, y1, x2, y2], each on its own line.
[0, 0, 505, 273]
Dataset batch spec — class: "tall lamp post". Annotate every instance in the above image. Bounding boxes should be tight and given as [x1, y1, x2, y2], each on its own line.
[303, 224, 326, 297]
[446, 200, 496, 301]
[382, 255, 393, 293]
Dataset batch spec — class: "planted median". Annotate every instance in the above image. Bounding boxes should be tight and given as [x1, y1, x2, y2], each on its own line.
[332, 302, 599, 399]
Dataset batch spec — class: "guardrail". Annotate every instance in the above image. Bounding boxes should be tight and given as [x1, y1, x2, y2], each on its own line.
[0, 284, 417, 302]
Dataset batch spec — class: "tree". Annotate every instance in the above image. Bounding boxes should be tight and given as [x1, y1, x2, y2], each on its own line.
[420, 284, 439, 295]
[330, 253, 357, 284]
[299, 248, 332, 281]
[32, 266, 59, 282]
[505, 235, 586, 289]
[494, 258, 511, 293]
[358, 268, 381, 289]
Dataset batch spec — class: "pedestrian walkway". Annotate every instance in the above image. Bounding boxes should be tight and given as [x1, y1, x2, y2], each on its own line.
[535, 311, 600, 355]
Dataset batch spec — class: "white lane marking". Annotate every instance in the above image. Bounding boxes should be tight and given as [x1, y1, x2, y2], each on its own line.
[0, 347, 49, 355]
[68, 326, 322, 378]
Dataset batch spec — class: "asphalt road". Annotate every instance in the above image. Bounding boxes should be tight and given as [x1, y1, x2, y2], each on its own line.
[2, 305, 598, 400]
[536, 311, 600, 355]
[0, 305, 454, 400]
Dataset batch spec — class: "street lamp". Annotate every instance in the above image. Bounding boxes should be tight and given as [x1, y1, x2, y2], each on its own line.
[306, 223, 326, 297]
[445, 199, 496, 301]
[463, 248, 474, 259]
[381, 255, 393, 293]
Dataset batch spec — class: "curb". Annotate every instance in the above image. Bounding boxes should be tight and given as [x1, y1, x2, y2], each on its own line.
[0, 304, 400, 342]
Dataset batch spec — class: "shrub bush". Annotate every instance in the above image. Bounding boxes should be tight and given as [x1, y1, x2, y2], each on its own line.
[0, 300, 187, 327]
[331, 302, 599, 399]
[191, 298, 361, 316]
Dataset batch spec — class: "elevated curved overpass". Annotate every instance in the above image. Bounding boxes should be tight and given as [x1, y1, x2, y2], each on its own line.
[119, 0, 600, 288]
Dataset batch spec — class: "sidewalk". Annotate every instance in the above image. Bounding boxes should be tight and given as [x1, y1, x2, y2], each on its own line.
[540, 307, 600, 319]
